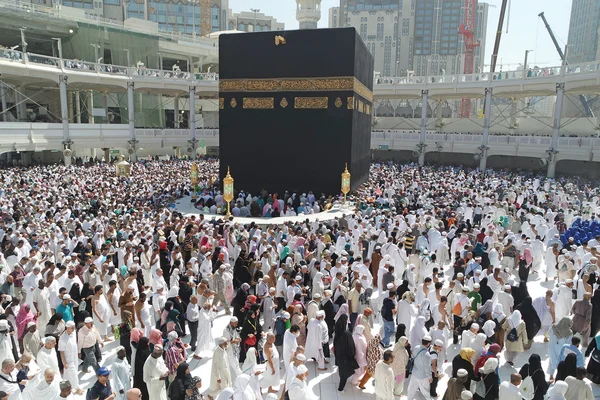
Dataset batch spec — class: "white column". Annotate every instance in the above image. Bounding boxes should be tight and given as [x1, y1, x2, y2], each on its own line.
[88, 90, 94, 124]
[418, 89, 428, 165]
[508, 98, 518, 135]
[75, 91, 82, 123]
[479, 88, 493, 172]
[59, 76, 72, 166]
[189, 86, 196, 158]
[16, 88, 27, 122]
[173, 96, 179, 128]
[547, 83, 565, 178]
[435, 100, 443, 133]
[0, 83, 8, 122]
[127, 82, 137, 162]
[67, 90, 74, 122]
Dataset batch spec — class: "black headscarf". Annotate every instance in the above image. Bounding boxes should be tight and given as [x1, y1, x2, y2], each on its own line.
[332, 314, 359, 379]
[170, 362, 191, 400]
[514, 296, 541, 340]
[518, 354, 548, 400]
[511, 281, 530, 308]
[69, 283, 82, 302]
[397, 280, 410, 300]
[556, 353, 577, 382]
[134, 337, 150, 400]
[590, 288, 600, 338]
[478, 277, 494, 304]
[395, 323, 407, 343]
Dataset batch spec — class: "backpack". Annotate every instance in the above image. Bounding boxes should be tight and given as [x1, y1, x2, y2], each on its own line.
[507, 327, 518, 342]
[452, 298, 463, 317]
[520, 366, 538, 400]
[406, 347, 427, 375]
[475, 378, 488, 398]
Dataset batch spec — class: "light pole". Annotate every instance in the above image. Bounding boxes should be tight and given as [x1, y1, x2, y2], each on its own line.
[250, 8, 260, 32]
[524, 49, 533, 72]
[191, 0, 196, 36]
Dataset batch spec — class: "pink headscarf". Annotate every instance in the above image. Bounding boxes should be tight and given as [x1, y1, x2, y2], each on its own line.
[130, 328, 144, 344]
[16, 304, 36, 339]
[149, 328, 163, 345]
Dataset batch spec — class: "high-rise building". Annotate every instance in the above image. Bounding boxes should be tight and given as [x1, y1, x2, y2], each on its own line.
[566, 0, 600, 64]
[228, 11, 284, 32]
[335, 0, 488, 77]
[329, 7, 340, 28]
[296, 0, 322, 30]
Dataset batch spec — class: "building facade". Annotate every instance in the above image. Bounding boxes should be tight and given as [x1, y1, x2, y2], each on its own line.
[333, 0, 488, 77]
[566, 0, 600, 64]
[296, 0, 321, 30]
[228, 10, 284, 32]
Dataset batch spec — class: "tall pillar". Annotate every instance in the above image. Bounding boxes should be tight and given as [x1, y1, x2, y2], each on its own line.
[173, 96, 179, 128]
[189, 86, 196, 158]
[508, 98, 518, 135]
[435, 100, 443, 133]
[75, 91, 82, 123]
[0, 83, 8, 122]
[418, 90, 428, 165]
[103, 148, 110, 162]
[87, 90, 95, 124]
[547, 83, 565, 178]
[67, 90, 74, 122]
[59, 76, 72, 166]
[103, 93, 109, 123]
[479, 88, 493, 172]
[16, 88, 27, 122]
[127, 82, 137, 162]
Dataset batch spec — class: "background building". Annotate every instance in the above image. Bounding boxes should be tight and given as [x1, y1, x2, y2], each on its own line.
[296, 0, 322, 30]
[333, 0, 488, 77]
[228, 10, 284, 32]
[566, 0, 600, 64]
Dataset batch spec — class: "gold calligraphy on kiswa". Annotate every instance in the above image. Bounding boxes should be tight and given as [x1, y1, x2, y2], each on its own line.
[294, 97, 329, 109]
[242, 98, 275, 109]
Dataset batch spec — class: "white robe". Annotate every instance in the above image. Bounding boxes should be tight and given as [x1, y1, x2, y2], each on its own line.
[282, 331, 298, 370]
[32, 288, 51, 331]
[58, 331, 79, 390]
[0, 333, 14, 363]
[0, 370, 22, 400]
[208, 346, 232, 398]
[37, 347, 60, 375]
[143, 355, 168, 400]
[553, 286, 573, 321]
[374, 361, 395, 400]
[111, 358, 131, 400]
[194, 309, 214, 356]
[304, 318, 324, 364]
[93, 294, 112, 336]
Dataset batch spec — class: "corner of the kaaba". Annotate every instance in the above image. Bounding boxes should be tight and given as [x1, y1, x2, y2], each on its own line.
[218, 27, 374, 196]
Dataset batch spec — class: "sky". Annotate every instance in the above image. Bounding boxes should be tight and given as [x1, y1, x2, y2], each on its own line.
[229, 0, 575, 71]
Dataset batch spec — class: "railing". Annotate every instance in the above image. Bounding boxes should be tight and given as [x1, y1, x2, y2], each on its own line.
[1, 47, 599, 88]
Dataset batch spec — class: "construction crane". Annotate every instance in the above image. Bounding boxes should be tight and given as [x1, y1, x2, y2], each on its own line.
[458, 0, 480, 118]
[199, 0, 211, 37]
[538, 12, 595, 118]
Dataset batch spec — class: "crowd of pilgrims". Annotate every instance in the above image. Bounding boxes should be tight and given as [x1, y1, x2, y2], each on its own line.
[0, 159, 599, 400]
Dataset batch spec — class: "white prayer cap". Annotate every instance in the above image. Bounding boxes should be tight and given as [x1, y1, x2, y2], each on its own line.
[219, 264, 226, 269]
[473, 283, 480, 289]
[297, 365, 308, 375]
[504, 285, 511, 290]
[295, 275, 303, 281]
[230, 317, 239, 323]
[63, 294, 71, 300]
[457, 369, 468, 377]
[462, 286, 469, 292]
[218, 337, 228, 345]
[128, 284, 136, 290]
[84, 317, 93, 324]
[434, 339, 444, 347]
[296, 354, 306, 361]
[313, 293, 322, 299]
[66, 321, 76, 328]
[423, 335, 432, 342]
[282, 312, 291, 319]
[116, 346, 126, 353]
[375, 246, 382, 250]
[387, 283, 394, 289]
[565, 279, 574, 284]
[591, 257, 598, 261]
[154, 344, 163, 350]
[461, 390, 473, 400]
[269, 287, 276, 293]
[26, 322, 36, 328]
[156, 284, 164, 290]
[316, 310, 325, 317]
[457, 273, 464, 278]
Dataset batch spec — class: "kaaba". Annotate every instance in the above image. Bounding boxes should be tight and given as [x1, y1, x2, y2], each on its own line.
[218, 27, 374, 196]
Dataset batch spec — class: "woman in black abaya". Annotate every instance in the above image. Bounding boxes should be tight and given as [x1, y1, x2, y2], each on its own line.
[514, 296, 541, 347]
[477, 277, 494, 304]
[333, 314, 359, 392]
[590, 289, 600, 342]
[518, 354, 548, 400]
[134, 337, 151, 400]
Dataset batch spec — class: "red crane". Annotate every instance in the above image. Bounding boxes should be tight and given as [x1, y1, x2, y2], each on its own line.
[458, 0, 480, 118]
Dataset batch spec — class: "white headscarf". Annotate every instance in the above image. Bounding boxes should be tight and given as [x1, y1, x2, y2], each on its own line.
[508, 310, 522, 329]
[354, 324, 365, 336]
[491, 303, 505, 322]
[232, 373, 254, 400]
[241, 347, 257, 372]
[482, 320, 496, 337]
[334, 303, 349, 322]
[546, 381, 568, 400]
[409, 316, 427, 349]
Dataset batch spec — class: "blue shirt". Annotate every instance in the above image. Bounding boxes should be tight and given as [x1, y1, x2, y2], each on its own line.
[55, 303, 74, 323]
[559, 344, 584, 367]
